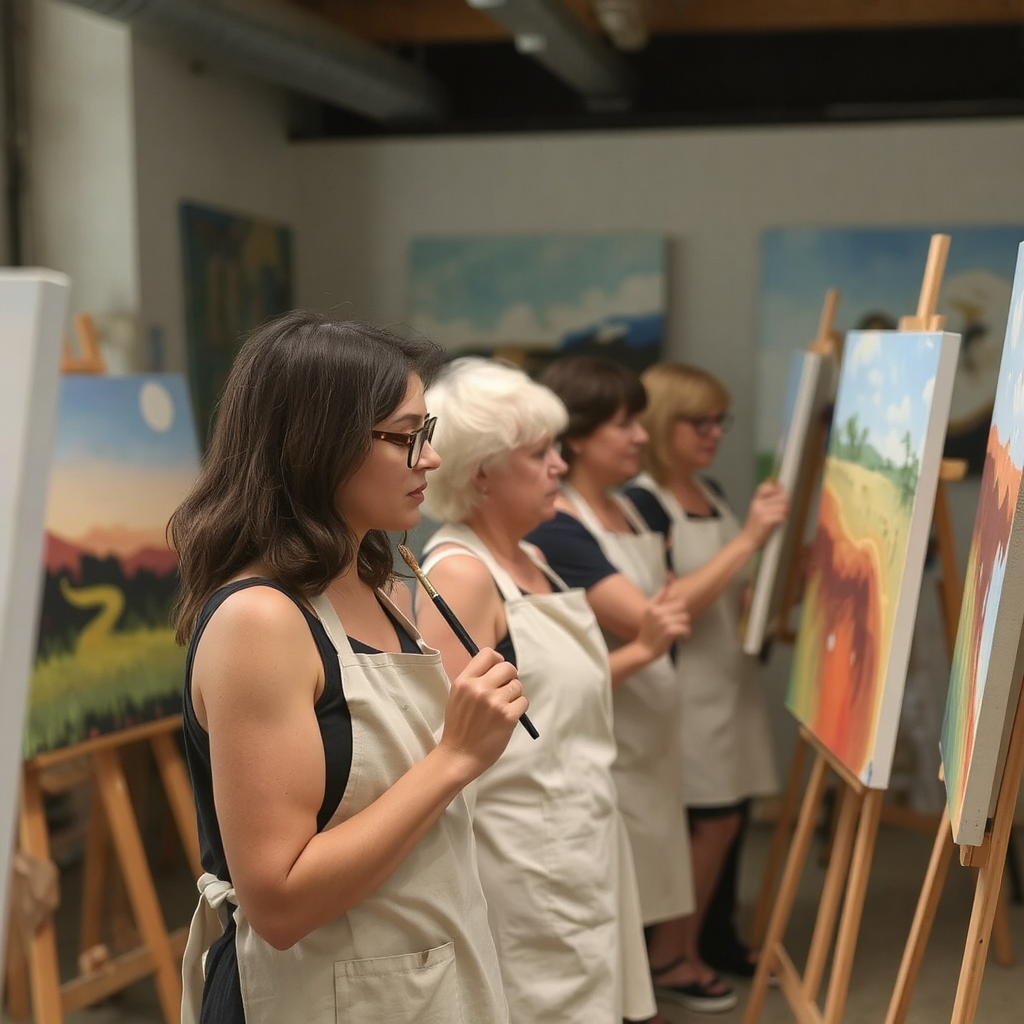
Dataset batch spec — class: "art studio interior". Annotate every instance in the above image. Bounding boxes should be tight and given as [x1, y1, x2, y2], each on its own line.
[4, 2, 1024, 1023]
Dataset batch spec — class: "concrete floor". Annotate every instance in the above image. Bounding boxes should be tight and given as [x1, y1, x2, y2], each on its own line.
[5, 819, 1024, 1024]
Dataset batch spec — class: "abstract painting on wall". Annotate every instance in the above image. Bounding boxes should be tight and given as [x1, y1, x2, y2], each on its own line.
[743, 349, 833, 656]
[26, 375, 201, 758]
[407, 234, 666, 373]
[787, 330, 960, 787]
[757, 225, 1024, 478]
[941, 242, 1024, 846]
[180, 202, 293, 448]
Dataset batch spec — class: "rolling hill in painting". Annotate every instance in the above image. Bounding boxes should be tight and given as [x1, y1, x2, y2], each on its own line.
[941, 241, 1024, 845]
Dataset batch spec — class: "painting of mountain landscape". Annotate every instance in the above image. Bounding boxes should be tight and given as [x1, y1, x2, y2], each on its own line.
[26, 375, 201, 758]
[787, 330, 960, 787]
[407, 234, 665, 373]
[941, 242, 1024, 846]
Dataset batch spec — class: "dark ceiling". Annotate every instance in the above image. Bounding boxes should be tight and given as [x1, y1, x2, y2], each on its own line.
[284, 2, 1024, 138]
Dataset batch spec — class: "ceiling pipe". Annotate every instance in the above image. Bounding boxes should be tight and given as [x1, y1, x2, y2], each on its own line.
[60, 0, 448, 124]
[466, 0, 634, 110]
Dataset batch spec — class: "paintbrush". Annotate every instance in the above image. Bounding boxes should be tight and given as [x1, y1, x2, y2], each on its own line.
[398, 544, 539, 740]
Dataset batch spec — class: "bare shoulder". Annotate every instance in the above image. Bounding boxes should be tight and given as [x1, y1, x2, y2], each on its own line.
[193, 583, 321, 712]
[427, 548, 496, 600]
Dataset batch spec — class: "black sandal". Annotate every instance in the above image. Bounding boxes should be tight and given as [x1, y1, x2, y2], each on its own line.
[650, 956, 738, 1014]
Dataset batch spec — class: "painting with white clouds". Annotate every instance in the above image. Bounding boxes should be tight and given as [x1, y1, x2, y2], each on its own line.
[756, 225, 1024, 478]
[942, 241, 1024, 845]
[787, 330, 960, 787]
[407, 234, 665, 372]
[26, 374, 201, 757]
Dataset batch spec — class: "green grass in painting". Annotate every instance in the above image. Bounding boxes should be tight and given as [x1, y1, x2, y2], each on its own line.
[26, 627, 185, 758]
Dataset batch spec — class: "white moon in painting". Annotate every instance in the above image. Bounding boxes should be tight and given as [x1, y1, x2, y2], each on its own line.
[139, 381, 174, 432]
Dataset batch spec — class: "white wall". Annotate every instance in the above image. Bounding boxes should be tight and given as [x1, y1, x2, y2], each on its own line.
[292, 119, 1024, 778]
[29, 0, 137, 358]
[131, 34, 296, 373]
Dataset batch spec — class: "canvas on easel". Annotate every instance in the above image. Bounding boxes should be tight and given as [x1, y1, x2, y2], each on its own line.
[0, 270, 70, 956]
[787, 329, 960, 787]
[743, 349, 832, 656]
[941, 241, 1024, 846]
[26, 374, 201, 758]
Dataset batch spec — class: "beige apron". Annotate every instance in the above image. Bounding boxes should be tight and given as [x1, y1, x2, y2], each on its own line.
[422, 525, 656, 1023]
[560, 486, 695, 925]
[181, 591, 509, 1024]
[632, 474, 778, 806]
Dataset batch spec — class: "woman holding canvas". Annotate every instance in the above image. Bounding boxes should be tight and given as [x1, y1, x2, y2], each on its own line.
[170, 312, 524, 1024]
[625, 361, 787, 981]
[415, 357, 689, 1024]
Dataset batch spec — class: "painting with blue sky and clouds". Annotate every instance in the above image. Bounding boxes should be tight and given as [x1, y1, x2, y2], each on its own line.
[756, 226, 1024, 476]
[408, 234, 666, 372]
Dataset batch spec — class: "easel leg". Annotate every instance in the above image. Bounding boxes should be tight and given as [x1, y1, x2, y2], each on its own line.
[4, 903, 30, 1020]
[822, 788, 883, 1024]
[150, 732, 202, 879]
[884, 813, 954, 1024]
[742, 754, 830, 1024]
[804, 783, 861, 1002]
[79, 780, 109, 960]
[93, 749, 182, 1024]
[990, 880, 1013, 967]
[18, 770, 62, 1024]
[749, 734, 808, 949]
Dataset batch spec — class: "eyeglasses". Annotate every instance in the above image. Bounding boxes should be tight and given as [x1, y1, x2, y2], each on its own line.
[371, 415, 437, 467]
[678, 412, 733, 437]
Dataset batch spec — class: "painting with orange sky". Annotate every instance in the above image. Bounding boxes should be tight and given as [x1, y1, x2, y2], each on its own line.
[941, 242, 1024, 845]
[787, 330, 959, 787]
[26, 375, 200, 757]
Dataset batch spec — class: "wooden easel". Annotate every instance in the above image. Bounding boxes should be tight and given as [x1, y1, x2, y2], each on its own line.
[5, 337, 201, 1024]
[881, 242, 1024, 1023]
[13, 719, 201, 1023]
[742, 234, 985, 1024]
[747, 287, 841, 949]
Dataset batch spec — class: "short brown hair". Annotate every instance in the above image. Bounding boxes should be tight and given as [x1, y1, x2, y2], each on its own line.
[538, 356, 647, 466]
[640, 362, 730, 485]
[169, 311, 442, 643]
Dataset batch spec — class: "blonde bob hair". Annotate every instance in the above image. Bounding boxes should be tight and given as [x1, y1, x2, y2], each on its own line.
[423, 357, 569, 523]
[640, 362, 731, 486]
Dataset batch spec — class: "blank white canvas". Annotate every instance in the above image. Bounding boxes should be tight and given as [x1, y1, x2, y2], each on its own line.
[0, 270, 70, 953]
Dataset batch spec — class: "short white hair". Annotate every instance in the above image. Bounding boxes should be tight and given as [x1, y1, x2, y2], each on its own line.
[423, 357, 568, 523]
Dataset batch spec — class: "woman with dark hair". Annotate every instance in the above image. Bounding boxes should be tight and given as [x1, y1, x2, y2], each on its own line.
[527, 356, 736, 1015]
[172, 311, 525, 1024]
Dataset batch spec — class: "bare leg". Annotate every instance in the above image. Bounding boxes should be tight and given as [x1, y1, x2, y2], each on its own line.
[647, 810, 743, 986]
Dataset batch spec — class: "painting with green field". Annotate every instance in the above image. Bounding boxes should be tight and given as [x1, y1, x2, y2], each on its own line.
[787, 331, 960, 787]
[27, 375, 201, 758]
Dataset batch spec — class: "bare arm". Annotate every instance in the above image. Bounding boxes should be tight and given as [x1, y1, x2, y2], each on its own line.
[667, 482, 789, 618]
[415, 553, 505, 683]
[194, 586, 524, 950]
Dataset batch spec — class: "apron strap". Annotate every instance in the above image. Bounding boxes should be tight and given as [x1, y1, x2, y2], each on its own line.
[181, 874, 237, 1024]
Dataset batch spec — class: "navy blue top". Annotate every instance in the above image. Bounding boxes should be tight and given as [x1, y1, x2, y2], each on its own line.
[525, 511, 620, 591]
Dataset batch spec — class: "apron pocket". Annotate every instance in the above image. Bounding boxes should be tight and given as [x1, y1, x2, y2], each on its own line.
[334, 941, 462, 1023]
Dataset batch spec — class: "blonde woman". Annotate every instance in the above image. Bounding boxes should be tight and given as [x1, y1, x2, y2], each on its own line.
[625, 361, 787, 983]
[417, 358, 688, 1024]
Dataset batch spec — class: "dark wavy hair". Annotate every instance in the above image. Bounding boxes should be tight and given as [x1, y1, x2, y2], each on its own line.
[169, 311, 442, 643]
[537, 356, 647, 467]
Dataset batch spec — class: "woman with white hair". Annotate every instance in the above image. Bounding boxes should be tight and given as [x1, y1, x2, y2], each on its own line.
[417, 357, 689, 1024]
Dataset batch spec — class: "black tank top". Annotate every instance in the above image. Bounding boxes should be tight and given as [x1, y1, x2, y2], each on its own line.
[181, 578, 417, 1024]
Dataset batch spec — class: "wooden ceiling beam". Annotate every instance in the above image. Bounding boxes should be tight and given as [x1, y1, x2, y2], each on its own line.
[291, 0, 1024, 44]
